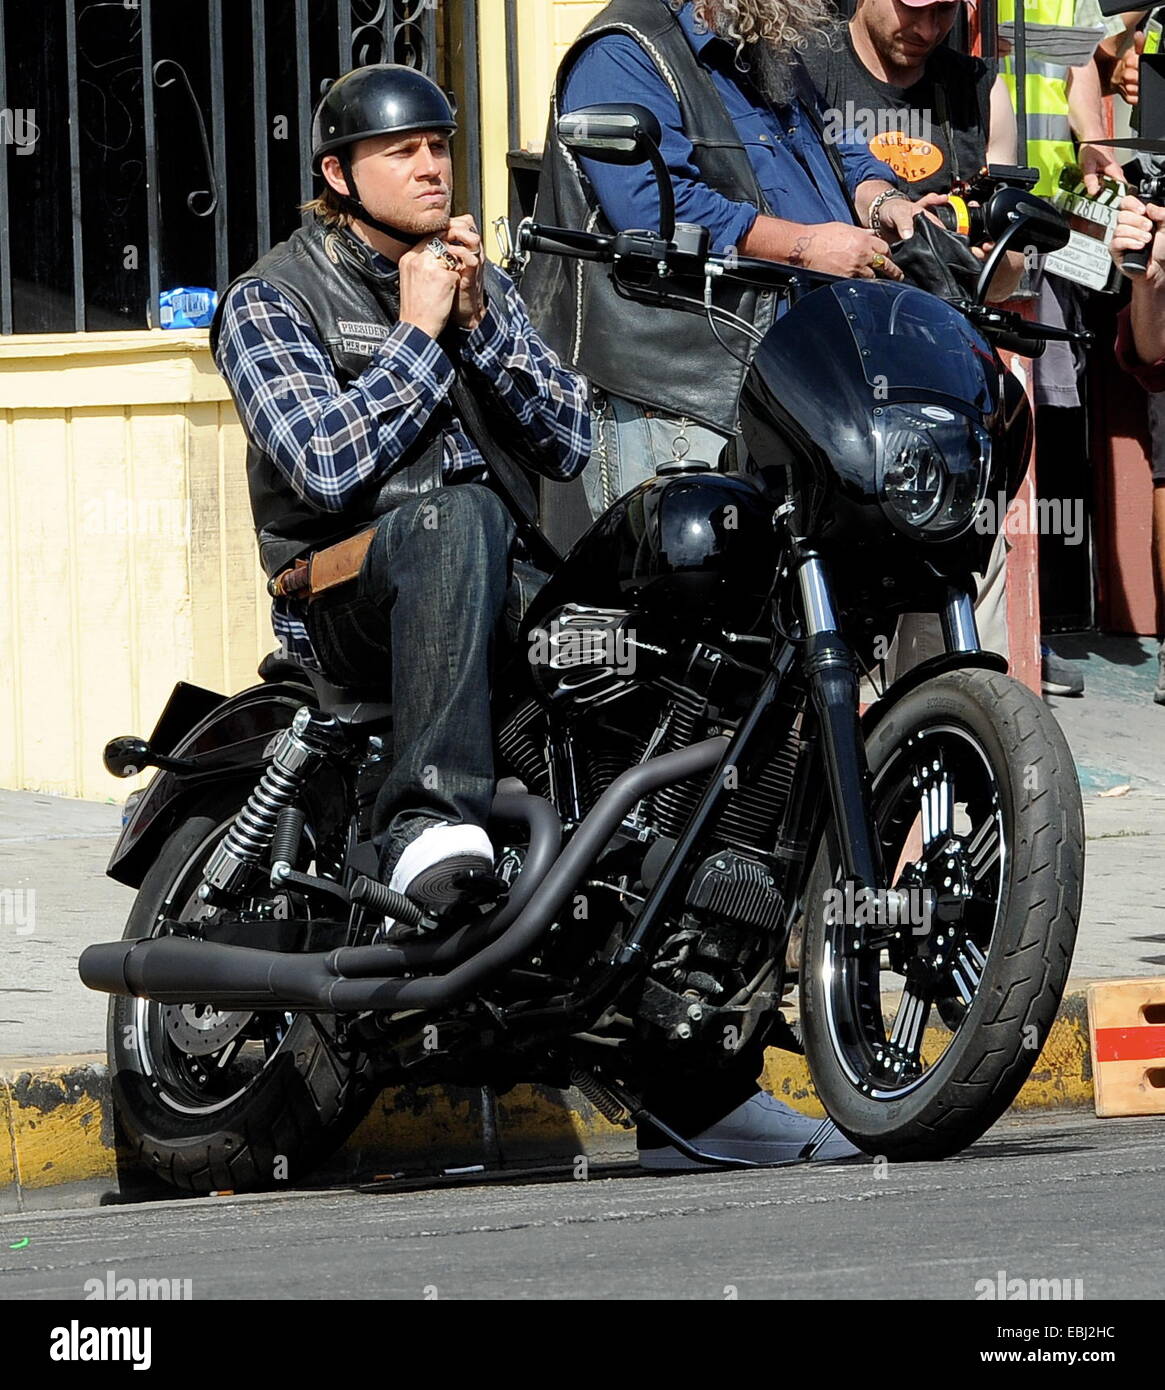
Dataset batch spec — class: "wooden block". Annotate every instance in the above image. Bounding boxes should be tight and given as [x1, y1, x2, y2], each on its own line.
[1086, 978, 1165, 1117]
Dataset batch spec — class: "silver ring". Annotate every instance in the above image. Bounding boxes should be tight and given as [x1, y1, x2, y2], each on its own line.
[427, 238, 459, 271]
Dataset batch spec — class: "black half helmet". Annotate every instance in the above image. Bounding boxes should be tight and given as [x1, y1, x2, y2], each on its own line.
[311, 64, 458, 173]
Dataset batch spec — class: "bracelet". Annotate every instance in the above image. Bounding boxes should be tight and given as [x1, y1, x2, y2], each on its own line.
[868, 189, 911, 237]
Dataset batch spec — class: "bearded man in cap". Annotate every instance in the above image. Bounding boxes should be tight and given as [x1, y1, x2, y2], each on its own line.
[801, 0, 1027, 685]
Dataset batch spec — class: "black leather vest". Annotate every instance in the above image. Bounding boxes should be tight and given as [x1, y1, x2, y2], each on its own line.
[521, 0, 778, 434]
[211, 216, 518, 579]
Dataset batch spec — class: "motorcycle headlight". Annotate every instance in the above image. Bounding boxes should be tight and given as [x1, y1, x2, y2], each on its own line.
[874, 405, 991, 540]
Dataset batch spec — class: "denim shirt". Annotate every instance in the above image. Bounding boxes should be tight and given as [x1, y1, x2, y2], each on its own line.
[562, 0, 898, 253]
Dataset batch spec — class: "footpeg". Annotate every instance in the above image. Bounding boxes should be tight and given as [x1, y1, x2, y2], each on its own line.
[349, 875, 425, 929]
[443, 869, 510, 907]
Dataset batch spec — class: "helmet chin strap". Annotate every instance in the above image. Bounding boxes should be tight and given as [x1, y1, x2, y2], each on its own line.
[334, 151, 434, 247]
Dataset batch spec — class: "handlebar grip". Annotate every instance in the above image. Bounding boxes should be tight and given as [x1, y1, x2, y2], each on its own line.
[989, 329, 1048, 358]
[517, 222, 614, 263]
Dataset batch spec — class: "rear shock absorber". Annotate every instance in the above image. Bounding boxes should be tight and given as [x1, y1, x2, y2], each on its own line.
[199, 708, 343, 903]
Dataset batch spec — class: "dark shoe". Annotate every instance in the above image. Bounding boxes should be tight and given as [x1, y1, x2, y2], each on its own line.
[1155, 641, 1165, 707]
[1041, 646, 1084, 698]
[638, 1091, 864, 1170]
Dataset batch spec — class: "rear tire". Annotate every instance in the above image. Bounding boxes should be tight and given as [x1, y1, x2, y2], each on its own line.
[800, 668, 1083, 1160]
[108, 789, 376, 1194]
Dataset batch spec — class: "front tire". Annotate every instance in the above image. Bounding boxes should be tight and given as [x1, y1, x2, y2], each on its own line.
[108, 789, 376, 1194]
[800, 668, 1083, 1160]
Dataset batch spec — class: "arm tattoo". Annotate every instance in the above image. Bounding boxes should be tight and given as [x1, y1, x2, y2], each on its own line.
[788, 234, 814, 267]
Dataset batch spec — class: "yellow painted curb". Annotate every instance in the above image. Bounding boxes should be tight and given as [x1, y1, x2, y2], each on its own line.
[763, 990, 1094, 1118]
[495, 1082, 630, 1158]
[0, 990, 1096, 1201]
[0, 1056, 115, 1202]
[346, 1083, 485, 1168]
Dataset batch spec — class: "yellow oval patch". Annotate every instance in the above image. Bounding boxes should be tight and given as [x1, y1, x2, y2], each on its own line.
[868, 131, 945, 183]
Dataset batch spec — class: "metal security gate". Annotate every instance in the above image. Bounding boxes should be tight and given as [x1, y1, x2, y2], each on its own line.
[0, 0, 480, 334]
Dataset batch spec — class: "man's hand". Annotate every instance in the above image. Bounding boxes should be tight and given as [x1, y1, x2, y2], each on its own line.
[1112, 195, 1165, 283]
[443, 213, 488, 331]
[876, 192, 950, 241]
[1114, 28, 1146, 105]
[398, 237, 460, 340]
[1114, 196, 1165, 364]
[1078, 142, 1128, 197]
[787, 222, 903, 280]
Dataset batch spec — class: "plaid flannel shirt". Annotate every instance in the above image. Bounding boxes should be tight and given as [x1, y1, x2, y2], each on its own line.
[214, 251, 591, 664]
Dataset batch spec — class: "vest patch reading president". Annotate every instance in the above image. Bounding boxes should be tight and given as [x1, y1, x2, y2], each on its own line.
[337, 320, 392, 341]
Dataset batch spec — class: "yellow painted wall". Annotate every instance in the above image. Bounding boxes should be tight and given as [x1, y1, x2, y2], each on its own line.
[0, 7, 602, 801]
[518, 1, 605, 151]
[470, 0, 602, 247]
[0, 331, 268, 801]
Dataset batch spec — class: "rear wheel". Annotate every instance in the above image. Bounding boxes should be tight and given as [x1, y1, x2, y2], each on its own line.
[108, 787, 376, 1194]
[800, 668, 1083, 1160]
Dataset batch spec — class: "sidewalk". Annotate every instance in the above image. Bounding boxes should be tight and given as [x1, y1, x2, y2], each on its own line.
[0, 639, 1162, 1202]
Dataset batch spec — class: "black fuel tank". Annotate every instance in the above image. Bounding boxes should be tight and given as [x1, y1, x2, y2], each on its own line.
[525, 469, 777, 634]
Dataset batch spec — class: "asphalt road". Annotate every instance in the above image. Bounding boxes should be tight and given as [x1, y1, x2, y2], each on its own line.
[0, 1112, 1161, 1301]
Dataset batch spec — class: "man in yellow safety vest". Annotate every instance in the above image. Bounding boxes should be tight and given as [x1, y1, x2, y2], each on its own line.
[998, 0, 1128, 196]
[996, 0, 1128, 695]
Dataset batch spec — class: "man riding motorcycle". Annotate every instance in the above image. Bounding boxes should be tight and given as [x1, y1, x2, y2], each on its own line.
[212, 64, 591, 910]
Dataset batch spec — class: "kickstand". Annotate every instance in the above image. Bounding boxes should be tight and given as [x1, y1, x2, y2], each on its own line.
[800, 1117, 842, 1161]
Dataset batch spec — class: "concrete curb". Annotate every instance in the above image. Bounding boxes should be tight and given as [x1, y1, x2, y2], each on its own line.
[0, 990, 1096, 1209]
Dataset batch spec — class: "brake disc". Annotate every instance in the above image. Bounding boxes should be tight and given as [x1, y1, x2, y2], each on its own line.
[162, 1003, 252, 1057]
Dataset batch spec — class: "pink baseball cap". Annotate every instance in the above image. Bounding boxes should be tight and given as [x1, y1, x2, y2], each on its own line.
[896, 0, 976, 7]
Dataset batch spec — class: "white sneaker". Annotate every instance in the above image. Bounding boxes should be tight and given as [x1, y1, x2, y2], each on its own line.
[638, 1090, 864, 1170]
[387, 820, 495, 909]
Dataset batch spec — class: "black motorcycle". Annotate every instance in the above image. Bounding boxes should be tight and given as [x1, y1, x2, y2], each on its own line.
[79, 105, 1087, 1194]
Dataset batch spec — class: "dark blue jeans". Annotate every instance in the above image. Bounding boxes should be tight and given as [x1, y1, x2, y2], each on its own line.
[304, 484, 529, 873]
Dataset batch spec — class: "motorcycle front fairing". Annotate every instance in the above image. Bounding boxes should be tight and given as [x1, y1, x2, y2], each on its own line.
[739, 280, 1025, 620]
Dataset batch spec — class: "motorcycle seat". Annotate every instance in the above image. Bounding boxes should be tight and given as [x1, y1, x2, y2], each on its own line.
[258, 652, 393, 731]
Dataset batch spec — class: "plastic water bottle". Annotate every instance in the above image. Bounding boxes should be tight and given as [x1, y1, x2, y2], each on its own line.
[159, 287, 218, 329]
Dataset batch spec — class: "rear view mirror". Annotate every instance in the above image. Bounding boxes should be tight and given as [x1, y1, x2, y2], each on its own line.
[983, 186, 1070, 254]
[557, 103, 675, 244]
[558, 103, 663, 165]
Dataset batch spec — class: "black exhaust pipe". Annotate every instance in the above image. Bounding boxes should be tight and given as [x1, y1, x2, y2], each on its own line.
[79, 934, 335, 1010]
[79, 738, 728, 1012]
[330, 791, 562, 978]
[80, 789, 560, 1007]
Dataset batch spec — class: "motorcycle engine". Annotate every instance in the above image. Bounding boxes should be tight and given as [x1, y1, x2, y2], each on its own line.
[499, 604, 803, 1035]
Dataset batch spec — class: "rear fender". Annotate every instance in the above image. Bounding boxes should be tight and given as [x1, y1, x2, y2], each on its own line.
[107, 679, 316, 889]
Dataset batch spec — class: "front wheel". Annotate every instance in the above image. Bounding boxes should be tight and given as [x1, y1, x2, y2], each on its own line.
[800, 668, 1083, 1160]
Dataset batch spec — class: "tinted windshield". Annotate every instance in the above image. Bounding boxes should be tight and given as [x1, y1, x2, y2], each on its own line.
[833, 281, 995, 409]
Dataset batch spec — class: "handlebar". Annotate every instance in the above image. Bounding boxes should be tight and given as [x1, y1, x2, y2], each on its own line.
[518, 219, 833, 293]
[516, 219, 1095, 353]
[520, 224, 617, 263]
[956, 301, 1095, 354]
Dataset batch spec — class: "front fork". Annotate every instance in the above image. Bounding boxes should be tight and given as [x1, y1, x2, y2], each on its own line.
[795, 554, 980, 894]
